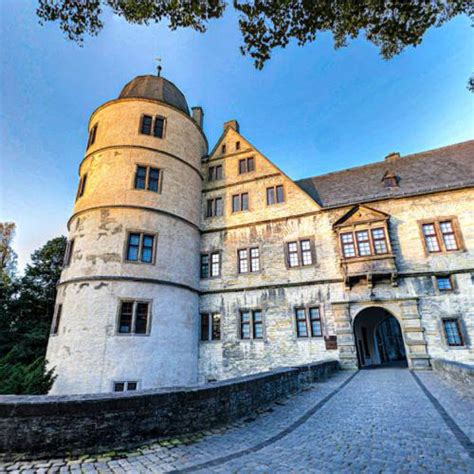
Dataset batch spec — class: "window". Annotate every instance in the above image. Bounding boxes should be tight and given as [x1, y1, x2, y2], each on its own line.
[439, 221, 458, 251]
[286, 239, 314, 268]
[421, 219, 462, 254]
[221, 144, 226, 154]
[201, 313, 221, 341]
[153, 117, 165, 138]
[51, 304, 62, 335]
[206, 197, 223, 218]
[208, 165, 223, 182]
[134, 165, 161, 192]
[87, 124, 97, 148]
[232, 193, 249, 212]
[236, 141, 240, 151]
[126, 233, 155, 263]
[140, 115, 165, 138]
[422, 224, 440, 253]
[436, 276, 453, 291]
[238, 157, 255, 174]
[113, 381, 138, 392]
[442, 319, 464, 347]
[76, 174, 87, 200]
[63, 239, 75, 267]
[118, 301, 150, 335]
[266, 185, 284, 205]
[295, 307, 323, 338]
[240, 310, 263, 340]
[238, 247, 260, 273]
[201, 252, 221, 278]
[340, 228, 389, 259]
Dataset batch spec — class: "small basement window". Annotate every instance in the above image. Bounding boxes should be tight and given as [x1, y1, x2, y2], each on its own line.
[113, 381, 138, 392]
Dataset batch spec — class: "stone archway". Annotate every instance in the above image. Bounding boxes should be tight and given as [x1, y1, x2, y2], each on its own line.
[353, 307, 407, 368]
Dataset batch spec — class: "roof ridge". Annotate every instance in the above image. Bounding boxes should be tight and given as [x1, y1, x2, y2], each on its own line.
[296, 139, 474, 183]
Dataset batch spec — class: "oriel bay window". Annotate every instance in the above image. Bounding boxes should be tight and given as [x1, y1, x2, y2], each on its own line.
[206, 197, 223, 218]
[201, 251, 221, 278]
[286, 239, 314, 268]
[295, 307, 322, 338]
[126, 232, 155, 263]
[238, 247, 260, 273]
[118, 300, 150, 335]
[134, 165, 161, 192]
[340, 228, 389, 259]
[266, 185, 284, 205]
[140, 115, 165, 138]
[232, 193, 249, 213]
[200, 313, 221, 341]
[240, 310, 263, 340]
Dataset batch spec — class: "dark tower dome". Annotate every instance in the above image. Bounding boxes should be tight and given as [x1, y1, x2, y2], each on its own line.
[119, 75, 189, 115]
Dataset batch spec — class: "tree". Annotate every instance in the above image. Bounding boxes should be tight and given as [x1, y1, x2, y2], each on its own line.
[0, 235, 66, 394]
[37, 1, 473, 70]
[0, 222, 17, 281]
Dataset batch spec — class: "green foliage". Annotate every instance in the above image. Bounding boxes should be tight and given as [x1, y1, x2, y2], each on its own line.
[0, 235, 66, 394]
[36, 1, 473, 70]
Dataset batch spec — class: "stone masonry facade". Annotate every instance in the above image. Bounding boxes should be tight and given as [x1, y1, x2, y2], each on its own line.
[45, 74, 474, 394]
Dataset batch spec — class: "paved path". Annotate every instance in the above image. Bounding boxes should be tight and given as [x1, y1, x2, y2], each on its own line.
[2, 368, 473, 473]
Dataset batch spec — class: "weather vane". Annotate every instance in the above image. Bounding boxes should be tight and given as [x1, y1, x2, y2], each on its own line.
[155, 57, 162, 77]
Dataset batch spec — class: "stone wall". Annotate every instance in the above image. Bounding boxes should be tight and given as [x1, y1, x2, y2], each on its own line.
[431, 358, 474, 386]
[0, 361, 338, 461]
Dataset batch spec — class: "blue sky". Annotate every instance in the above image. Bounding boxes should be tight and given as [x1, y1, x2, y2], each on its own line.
[0, 1, 473, 270]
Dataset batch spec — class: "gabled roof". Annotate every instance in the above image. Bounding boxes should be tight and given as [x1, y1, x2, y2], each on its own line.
[295, 140, 474, 208]
[333, 205, 390, 228]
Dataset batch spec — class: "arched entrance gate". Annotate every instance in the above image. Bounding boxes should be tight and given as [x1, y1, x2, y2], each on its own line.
[353, 307, 407, 368]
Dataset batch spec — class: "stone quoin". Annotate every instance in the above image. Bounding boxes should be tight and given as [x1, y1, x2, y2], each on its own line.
[45, 73, 474, 395]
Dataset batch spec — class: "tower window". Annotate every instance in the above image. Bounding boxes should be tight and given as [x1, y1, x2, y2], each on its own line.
[125, 232, 155, 264]
[87, 124, 98, 148]
[442, 319, 464, 347]
[117, 300, 150, 335]
[238, 157, 255, 174]
[286, 239, 314, 268]
[208, 165, 223, 182]
[238, 247, 260, 273]
[232, 193, 249, 212]
[113, 381, 138, 392]
[76, 174, 87, 200]
[266, 185, 284, 205]
[206, 197, 223, 218]
[240, 310, 263, 340]
[200, 313, 221, 341]
[140, 115, 166, 138]
[201, 251, 221, 278]
[51, 304, 63, 335]
[63, 239, 75, 267]
[134, 165, 161, 192]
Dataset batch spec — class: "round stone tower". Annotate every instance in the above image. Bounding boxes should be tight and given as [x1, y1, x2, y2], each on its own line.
[46, 74, 207, 394]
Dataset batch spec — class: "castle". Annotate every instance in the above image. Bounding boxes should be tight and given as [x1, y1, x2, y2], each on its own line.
[46, 73, 474, 395]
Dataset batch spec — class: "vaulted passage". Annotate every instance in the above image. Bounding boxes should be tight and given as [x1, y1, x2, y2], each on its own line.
[353, 307, 407, 368]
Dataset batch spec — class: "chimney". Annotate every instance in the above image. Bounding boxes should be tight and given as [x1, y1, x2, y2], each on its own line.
[192, 107, 204, 129]
[224, 120, 239, 133]
[385, 152, 400, 162]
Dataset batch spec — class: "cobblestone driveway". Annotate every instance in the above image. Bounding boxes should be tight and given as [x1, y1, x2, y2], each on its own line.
[2, 368, 473, 473]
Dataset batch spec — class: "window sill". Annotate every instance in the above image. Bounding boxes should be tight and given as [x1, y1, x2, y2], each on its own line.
[115, 333, 151, 337]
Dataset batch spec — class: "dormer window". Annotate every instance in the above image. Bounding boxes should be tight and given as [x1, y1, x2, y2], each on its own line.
[382, 171, 398, 188]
